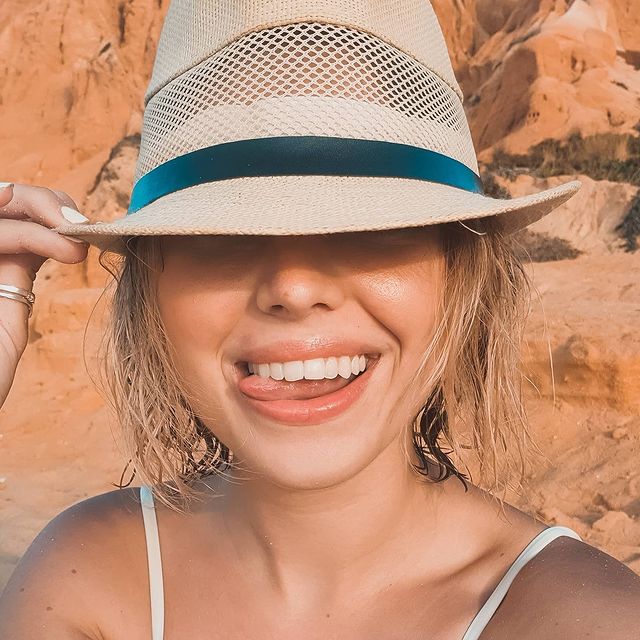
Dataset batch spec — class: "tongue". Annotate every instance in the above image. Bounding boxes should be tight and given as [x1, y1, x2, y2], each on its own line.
[238, 374, 356, 401]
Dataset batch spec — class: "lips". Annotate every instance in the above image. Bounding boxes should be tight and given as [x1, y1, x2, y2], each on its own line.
[233, 356, 380, 425]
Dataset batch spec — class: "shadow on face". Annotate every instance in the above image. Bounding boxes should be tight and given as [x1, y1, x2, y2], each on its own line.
[158, 226, 443, 276]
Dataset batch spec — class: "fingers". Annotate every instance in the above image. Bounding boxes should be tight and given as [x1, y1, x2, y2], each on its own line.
[0, 255, 42, 292]
[0, 183, 87, 229]
[0, 183, 90, 403]
[0, 219, 89, 264]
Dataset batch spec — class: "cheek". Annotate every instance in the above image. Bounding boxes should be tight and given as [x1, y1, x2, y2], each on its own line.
[356, 257, 444, 422]
[155, 267, 245, 387]
[357, 257, 444, 351]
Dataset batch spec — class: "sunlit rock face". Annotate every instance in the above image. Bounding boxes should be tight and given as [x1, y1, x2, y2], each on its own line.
[433, 0, 640, 156]
[0, 0, 168, 191]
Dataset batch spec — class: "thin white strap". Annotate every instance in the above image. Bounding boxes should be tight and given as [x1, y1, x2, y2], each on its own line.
[140, 485, 165, 640]
[461, 526, 582, 640]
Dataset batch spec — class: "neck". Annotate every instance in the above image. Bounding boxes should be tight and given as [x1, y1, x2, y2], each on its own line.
[220, 436, 449, 606]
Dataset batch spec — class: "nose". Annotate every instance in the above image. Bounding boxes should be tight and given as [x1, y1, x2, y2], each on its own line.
[255, 237, 346, 320]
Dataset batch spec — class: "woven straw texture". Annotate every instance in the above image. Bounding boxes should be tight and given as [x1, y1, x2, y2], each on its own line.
[145, 0, 463, 104]
[54, 0, 582, 251]
[56, 176, 582, 253]
[136, 24, 477, 182]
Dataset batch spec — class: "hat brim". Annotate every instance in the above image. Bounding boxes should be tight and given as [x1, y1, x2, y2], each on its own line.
[54, 175, 582, 254]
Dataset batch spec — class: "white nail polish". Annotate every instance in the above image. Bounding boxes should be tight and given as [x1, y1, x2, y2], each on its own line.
[61, 206, 89, 223]
[66, 236, 88, 244]
[0, 182, 14, 189]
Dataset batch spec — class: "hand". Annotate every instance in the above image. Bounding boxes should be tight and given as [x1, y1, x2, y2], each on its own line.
[0, 182, 90, 409]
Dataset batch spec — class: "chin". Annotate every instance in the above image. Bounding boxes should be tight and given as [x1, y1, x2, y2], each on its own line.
[194, 356, 417, 491]
[220, 414, 399, 491]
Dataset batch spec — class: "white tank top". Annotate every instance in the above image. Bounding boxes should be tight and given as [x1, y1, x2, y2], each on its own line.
[139, 485, 581, 640]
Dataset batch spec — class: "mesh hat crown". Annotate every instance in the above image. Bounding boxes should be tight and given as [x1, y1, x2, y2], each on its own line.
[56, 0, 581, 251]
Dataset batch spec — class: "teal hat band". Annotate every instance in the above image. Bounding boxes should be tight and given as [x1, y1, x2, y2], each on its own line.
[128, 136, 484, 214]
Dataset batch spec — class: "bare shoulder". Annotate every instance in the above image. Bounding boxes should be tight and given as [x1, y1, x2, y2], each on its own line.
[485, 536, 640, 639]
[0, 487, 147, 640]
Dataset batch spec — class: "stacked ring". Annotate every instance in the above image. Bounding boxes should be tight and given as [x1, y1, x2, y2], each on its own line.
[0, 284, 36, 317]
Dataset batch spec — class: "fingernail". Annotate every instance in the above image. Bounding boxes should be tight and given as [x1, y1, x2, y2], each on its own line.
[61, 206, 89, 223]
[0, 182, 14, 189]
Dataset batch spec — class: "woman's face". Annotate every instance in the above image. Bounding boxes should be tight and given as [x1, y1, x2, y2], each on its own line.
[156, 228, 445, 489]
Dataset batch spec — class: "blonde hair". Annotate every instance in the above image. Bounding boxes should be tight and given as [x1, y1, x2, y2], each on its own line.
[97, 222, 539, 512]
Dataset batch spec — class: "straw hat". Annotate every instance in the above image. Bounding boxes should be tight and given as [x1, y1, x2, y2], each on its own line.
[55, 0, 581, 253]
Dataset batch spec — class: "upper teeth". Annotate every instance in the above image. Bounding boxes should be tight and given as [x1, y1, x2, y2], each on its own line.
[248, 355, 367, 381]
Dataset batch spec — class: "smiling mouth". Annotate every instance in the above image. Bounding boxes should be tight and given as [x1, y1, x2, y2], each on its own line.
[235, 355, 381, 405]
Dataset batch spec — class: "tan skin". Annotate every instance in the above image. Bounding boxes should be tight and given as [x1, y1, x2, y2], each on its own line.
[0, 183, 638, 639]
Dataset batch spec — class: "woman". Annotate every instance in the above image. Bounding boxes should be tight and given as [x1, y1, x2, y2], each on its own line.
[0, 1, 638, 638]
